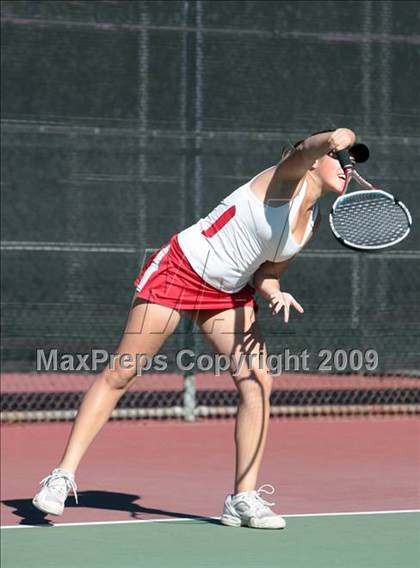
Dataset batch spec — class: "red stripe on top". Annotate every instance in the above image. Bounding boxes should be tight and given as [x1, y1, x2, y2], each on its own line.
[201, 205, 236, 238]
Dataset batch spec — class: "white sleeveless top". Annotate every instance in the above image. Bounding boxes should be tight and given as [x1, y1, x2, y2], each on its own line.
[177, 169, 319, 293]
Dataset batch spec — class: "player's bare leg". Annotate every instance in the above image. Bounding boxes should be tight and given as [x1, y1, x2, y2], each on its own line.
[191, 306, 272, 493]
[191, 306, 285, 528]
[58, 298, 181, 474]
[33, 298, 181, 515]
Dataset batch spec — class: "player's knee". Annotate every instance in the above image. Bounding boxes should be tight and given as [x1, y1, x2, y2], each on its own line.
[103, 366, 137, 390]
[104, 352, 155, 389]
[235, 368, 272, 401]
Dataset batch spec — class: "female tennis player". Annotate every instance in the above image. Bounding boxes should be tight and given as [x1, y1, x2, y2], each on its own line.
[33, 128, 368, 529]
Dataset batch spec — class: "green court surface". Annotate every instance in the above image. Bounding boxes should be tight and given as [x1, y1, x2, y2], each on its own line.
[2, 512, 419, 568]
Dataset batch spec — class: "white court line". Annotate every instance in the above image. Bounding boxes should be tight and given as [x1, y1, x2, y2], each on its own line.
[1, 509, 419, 530]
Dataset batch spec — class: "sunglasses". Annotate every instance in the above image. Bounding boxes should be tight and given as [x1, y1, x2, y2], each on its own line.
[327, 151, 356, 164]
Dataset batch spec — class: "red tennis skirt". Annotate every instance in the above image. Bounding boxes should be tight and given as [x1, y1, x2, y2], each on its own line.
[134, 234, 257, 311]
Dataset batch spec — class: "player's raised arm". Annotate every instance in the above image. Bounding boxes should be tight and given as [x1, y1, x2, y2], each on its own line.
[276, 128, 356, 182]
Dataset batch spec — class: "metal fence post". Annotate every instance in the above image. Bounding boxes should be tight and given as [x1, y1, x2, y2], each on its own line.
[183, 371, 196, 422]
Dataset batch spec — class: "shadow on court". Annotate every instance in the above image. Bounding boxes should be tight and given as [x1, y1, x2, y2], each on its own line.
[2, 491, 221, 527]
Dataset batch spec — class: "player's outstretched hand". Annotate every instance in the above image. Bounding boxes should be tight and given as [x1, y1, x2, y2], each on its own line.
[269, 291, 304, 322]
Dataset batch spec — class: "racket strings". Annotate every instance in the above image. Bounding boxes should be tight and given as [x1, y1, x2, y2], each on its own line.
[331, 193, 410, 248]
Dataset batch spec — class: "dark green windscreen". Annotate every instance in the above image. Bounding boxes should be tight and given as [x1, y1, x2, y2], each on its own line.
[1, 1, 419, 373]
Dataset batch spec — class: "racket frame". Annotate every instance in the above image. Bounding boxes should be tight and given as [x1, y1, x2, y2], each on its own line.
[329, 150, 412, 251]
[329, 188, 412, 251]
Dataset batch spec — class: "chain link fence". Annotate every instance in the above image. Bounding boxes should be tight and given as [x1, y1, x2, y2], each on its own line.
[1, 372, 419, 422]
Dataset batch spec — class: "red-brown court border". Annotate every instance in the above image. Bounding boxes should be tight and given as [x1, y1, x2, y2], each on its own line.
[1, 417, 419, 526]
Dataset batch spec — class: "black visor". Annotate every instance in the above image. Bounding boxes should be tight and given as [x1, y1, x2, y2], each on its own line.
[349, 143, 370, 163]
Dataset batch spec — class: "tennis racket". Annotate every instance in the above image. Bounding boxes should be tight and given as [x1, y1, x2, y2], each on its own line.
[329, 150, 412, 251]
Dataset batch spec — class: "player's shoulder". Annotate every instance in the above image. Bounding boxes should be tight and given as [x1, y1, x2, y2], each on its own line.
[249, 166, 277, 193]
[222, 179, 251, 202]
[249, 165, 301, 203]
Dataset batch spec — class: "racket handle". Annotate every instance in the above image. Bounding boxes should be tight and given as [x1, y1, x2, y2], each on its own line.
[335, 149, 353, 171]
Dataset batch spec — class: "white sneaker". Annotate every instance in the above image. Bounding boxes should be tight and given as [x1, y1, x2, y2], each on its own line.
[220, 484, 286, 529]
[32, 468, 78, 516]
